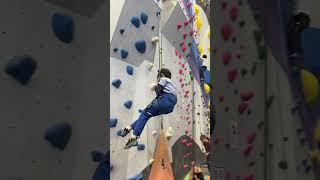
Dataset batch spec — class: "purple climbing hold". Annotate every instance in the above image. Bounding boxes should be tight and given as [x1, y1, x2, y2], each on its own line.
[5, 55, 37, 85]
[124, 100, 133, 109]
[44, 122, 72, 150]
[126, 65, 133, 75]
[110, 118, 118, 128]
[121, 49, 128, 59]
[91, 150, 104, 162]
[52, 13, 74, 43]
[135, 40, 147, 54]
[111, 79, 121, 88]
[120, 29, 125, 34]
[131, 16, 140, 28]
[140, 12, 148, 24]
[137, 143, 145, 151]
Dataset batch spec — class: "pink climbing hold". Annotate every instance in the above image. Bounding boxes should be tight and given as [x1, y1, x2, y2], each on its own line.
[180, 42, 185, 47]
[182, 63, 185, 68]
[240, 92, 255, 101]
[222, 51, 232, 65]
[179, 69, 183, 75]
[183, 33, 187, 39]
[189, 30, 193, 36]
[181, 139, 187, 144]
[246, 133, 257, 144]
[182, 46, 187, 52]
[183, 164, 188, 169]
[244, 174, 254, 180]
[227, 68, 238, 82]
[230, 5, 239, 21]
[179, 54, 182, 59]
[238, 102, 249, 114]
[243, 145, 253, 157]
[175, 49, 179, 56]
[185, 128, 190, 134]
[187, 2, 192, 8]
[177, 24, 182, 30]
[221, 24, 233, 41]
[184, 21, 189, 26]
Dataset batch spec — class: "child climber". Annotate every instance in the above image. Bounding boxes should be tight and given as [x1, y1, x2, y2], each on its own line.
[121, 68, 177, 149]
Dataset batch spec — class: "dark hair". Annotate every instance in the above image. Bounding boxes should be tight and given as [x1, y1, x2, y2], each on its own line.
[159, 68, 171, 79]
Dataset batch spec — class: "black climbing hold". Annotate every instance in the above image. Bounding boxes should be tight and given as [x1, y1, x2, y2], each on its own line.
[91, 150, 104, 162]
[197, 112, 200, 115]
[258, 46, 268, 60]
[121, 49, 128, 59]
[296, 128, 303, 134]
[151, 26, 155, 30]
[202, 54, 207, 59]
[239, 20, 245, 27]
[120, 29, 125, 34]
[44, 122, 72, 150]
[300, 138, 305, 145]
[131, 16, 140, 28]
[238, 0, 243, 6]
[188, 43, 192, 47]
[265, 96, 274, 108]
[139, 109, 143, 113]
[92, 151, 110, 180]
[232, 37, 237, 43]
[113, 48, 118, 52]
[257, 121, 264, 129]
[173, 41, 175, 44]
[225, 143, 230, 149]
[254, 31, 263, 44]
[140, 12, 148, 24]
[126, 65, 133, 75]
[135, 40, 147, 54]
[110, 118, 118, 128]
[111, 79, 121, 88]
[249, 161, 255, 167]
[278, 161, 288, 170]
[283, 137, 288, 142]
[241, 68, 248, 77]
[5, 55, 37, 85]
[251, 62, 257, 75]
[247, 109, 252, 115]
[156, 11, 161, 16]
[124, 100, 133, 109]
[52, 13, 74, 43]
[259, 152, 264, 157]
[234, 89, 238, 94]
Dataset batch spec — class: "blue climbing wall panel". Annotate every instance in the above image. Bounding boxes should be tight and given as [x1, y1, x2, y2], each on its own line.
[302, 27, 320, 73]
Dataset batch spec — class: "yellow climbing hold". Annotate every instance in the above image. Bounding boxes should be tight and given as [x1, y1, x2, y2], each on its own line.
[200, 0, 204, 4]
[198, 44, 203, 55]
[208, 31, 210, 38]
[204, 83, 210, 94]
[314, 122, 320, 142]
[195, 4, 200, 15]
[308, 149, 319, 161]
[195, 15, 202, 31]
[207, 46, 210, 52]
[301, 69, 319, 104]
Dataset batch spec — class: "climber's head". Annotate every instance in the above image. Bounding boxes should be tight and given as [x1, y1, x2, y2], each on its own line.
[158, 68, 172, 79]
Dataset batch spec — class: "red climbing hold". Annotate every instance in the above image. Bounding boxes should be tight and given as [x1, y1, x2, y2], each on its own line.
[238, 102, 249, 114]
[219, 96, 224, 102]
[175, 49, 179, 56]
[222, 51, 232, 65]
[189, 30, 193, 36]
[184, 21, 189, 26]
[177, 24, 182, 30]
[180, 42, 185, 47]
[240, 92, 255, 101]
[243, 145, 253, 157]
[221, 1, 227, 9]
[181, 139, 187, 144]
[179, 69, 183, 75]
[182, 46, 187, 52]
[246, 133, 257, 144]
[221, 24, 233, 41]
[228, 69, 238, 82]
[230, 5, 239, 21]
[182, 63, 185, 68]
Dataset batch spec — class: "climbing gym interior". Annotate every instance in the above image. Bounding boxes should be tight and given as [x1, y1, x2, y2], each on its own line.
[110, 0, 211, 179]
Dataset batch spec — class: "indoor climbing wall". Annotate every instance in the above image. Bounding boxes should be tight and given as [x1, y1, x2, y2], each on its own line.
[211, 0, 266, 179]
[0, 0, 107, 180]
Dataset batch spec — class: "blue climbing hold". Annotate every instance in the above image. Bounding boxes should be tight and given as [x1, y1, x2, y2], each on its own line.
[91, 150, 104, 162]
[120, 29, 125, 34]
[126, 65, 133, 75]
[137, 143, 145, 151]
[135, 40, 147, 54]
[110, 118, 118, 128]
[124, 100, 133, 109]
[128, 173, 143, 180]
[114, 48, 118, 52]
[117, 129, 123, 136]
[131, 16, 140, 28]
[52, 13, 74, 43]
[121, 49, 128, 59]
[140, 12, 148, 24]
[111, 79, 121, 88]
[92, 151, 110, 180]
[44, 122, 72, 150]
[5, 55, 37, 85]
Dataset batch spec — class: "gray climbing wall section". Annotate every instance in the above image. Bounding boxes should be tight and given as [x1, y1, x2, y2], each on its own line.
[162, 3, 195, 62]
[110, 0, 161, 67]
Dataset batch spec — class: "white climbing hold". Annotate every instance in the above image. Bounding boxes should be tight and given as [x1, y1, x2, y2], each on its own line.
[166, 126, 174, 138]
[147, 63, 154, 71]
[151, 36, 159, 44]
[152, 130, 157, 135]
[149, 159, 154, 163]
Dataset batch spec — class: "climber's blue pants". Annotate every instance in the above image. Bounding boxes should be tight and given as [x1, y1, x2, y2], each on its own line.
[130, 93, 177, 137]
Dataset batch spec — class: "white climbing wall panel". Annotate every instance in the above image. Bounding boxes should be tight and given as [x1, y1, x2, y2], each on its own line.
[0, 0, 107, 179]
